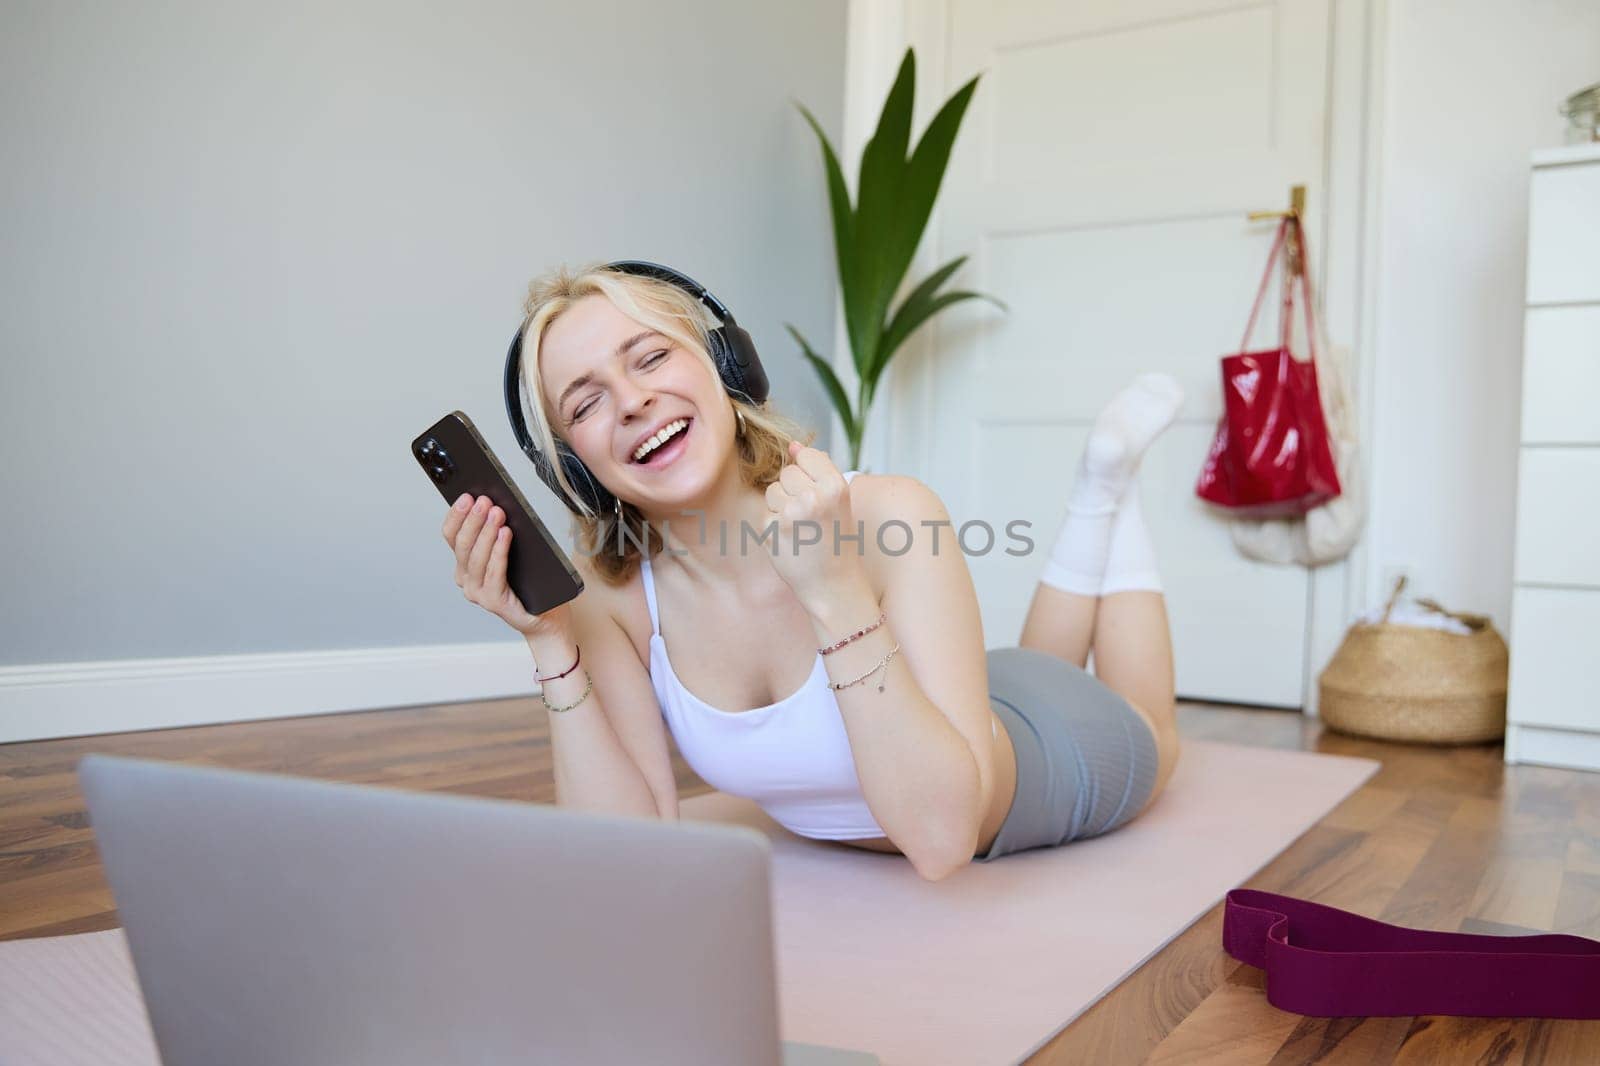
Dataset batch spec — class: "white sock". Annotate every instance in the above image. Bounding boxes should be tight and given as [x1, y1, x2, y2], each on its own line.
[1040, 373, 1183, 595]
[1039, 500, 1117, 595]
[1100, 475, 1163, 595]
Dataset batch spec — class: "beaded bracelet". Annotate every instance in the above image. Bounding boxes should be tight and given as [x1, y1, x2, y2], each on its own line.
[818, 610, 887, 656]
[534, 644, 581, 683]
[541, 674, 594, 714]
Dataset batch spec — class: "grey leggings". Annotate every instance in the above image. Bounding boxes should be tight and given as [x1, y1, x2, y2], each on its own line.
[975, 645, 1160, 862]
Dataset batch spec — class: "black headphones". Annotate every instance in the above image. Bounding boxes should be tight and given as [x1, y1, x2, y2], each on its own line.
[503, 260, 771, 517]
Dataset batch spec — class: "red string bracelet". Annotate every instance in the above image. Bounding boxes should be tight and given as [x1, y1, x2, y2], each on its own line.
[534, 644, 581, 683]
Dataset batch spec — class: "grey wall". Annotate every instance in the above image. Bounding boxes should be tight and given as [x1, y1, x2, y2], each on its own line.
[1, 0, 848, 665]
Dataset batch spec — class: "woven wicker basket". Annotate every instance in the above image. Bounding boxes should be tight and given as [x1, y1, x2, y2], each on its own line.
[1317, 576, 1508, 745]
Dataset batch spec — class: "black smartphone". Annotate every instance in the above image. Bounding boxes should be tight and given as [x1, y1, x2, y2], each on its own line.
[412, 411, 584, 616]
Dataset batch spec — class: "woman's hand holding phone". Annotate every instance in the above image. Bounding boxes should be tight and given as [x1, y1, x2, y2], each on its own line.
[443, 492, 573, 640]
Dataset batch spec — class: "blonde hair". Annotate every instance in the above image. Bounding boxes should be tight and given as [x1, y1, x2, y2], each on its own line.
[515, 261, 817, 585]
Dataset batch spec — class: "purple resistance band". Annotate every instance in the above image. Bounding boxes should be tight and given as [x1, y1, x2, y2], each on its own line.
[1223, 888, 1600, 1019]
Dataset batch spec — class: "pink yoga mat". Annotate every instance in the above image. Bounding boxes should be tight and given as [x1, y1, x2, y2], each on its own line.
[0, 927, 156, 1066]
[0, 739, 1377, 1066]
[676, 739, 1379, 1064]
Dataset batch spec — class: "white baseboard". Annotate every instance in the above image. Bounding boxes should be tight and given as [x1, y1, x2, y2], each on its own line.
[1505, 723, 1600, 773]
[0, 642, 542, 745]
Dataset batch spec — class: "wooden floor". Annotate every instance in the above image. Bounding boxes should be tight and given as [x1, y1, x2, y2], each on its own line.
[3, 698, 1598, 1064]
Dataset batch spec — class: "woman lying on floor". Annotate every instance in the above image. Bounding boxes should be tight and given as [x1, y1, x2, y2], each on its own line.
[441, 261, 1184, 882]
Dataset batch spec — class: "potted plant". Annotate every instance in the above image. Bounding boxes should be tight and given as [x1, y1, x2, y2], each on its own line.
[789, 47, 1006, 471]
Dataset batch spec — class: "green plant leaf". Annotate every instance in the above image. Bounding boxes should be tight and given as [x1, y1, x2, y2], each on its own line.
[793, 101, 860, 353]
[804, 352, 859, 447]
[873, 254, 968, 378]
[791, 49, 993, 466]
[786, 323, 857, 443]
[874, 290, 1006, 382]
[857, 50, 915, 220]
[852, 49, 918, 378]
[875, 72, 981, 343]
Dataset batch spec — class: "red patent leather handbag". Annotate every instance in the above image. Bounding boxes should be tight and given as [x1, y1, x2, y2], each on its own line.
[1195, 217, 1343, 516]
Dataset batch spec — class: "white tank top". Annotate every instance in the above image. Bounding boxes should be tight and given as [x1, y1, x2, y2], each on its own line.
[639, 470, 887, 841]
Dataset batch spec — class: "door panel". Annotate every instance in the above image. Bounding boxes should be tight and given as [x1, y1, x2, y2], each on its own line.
[913, 0, 1330, 705]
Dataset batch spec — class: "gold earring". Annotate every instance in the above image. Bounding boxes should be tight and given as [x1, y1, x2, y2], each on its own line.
[735, 407, 747, 435]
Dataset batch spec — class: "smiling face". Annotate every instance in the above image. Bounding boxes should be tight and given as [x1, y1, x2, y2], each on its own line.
[537, 292, 739, 514]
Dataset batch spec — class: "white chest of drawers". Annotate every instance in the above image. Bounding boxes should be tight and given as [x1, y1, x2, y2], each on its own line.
[1505, 142, 1600, 772]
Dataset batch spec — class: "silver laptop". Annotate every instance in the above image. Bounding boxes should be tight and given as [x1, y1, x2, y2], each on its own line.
[79, 754, 878, 1066]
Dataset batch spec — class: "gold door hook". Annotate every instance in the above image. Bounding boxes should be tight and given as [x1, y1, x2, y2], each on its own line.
[1248, 185, 1307, 277]
[1248, 184, 1307, 222]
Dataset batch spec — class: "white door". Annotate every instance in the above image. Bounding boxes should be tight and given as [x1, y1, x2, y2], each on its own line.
[900, 0, 1332, 706]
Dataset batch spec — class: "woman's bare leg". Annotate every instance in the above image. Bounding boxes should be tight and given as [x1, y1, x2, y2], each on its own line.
[1019, 580, 1180, 809]
[1017, 374, 1185, 806]
[1090, 589, 1179, 803]
[1018, 584, 1097, 669]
